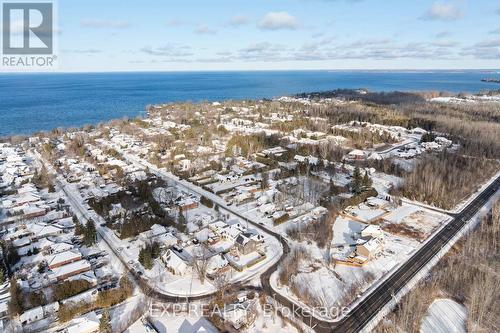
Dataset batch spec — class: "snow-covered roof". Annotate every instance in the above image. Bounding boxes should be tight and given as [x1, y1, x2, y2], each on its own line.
[46, 249, 82, 268]
[359, 237, 383, 253]
[19, 306, 44, 324]
[66, 311, 99, 333]
[348, 149, 366, 156]
[207, 254, 228, 275]
[51, 260, 91, 280]
[26, 223, 62, 238]
[163, 249, 188, 274]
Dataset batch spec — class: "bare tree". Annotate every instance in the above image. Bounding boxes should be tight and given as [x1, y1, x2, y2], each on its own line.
[193, 245, 210, 285]
[213, 270, 232, 302]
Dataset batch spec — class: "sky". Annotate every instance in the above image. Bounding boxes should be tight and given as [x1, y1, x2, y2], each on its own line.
[37, 0, 500, 71]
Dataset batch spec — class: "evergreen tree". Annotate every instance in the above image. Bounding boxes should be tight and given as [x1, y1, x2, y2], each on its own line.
[362, 171, 372, 188]
[99, 309, 112, 333]
[420, 131, 436, 143]
[138, 242, 160, 270]
[150, 242, 161, 259]
[119, 276, 133, 296]
[351, 166, 362, 194]
[329, 178, 339, 195]
[8, 278, 23, 316]
[75, 222, 84, 235]
[83, 220, 97, 246]
[74, 216, 84, 235]
[138, 246, 153, 270]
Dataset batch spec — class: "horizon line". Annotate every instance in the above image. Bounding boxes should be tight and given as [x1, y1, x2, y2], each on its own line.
[1, 68, 500, 75]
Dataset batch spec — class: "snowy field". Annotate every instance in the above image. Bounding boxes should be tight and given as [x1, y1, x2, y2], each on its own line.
[271, 229, 419, 315]
[421, 299, 467, 333]
[150, 314, 218, 333]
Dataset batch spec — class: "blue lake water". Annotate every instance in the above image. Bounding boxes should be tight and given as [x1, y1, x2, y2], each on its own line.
[0, 70, 499, 136]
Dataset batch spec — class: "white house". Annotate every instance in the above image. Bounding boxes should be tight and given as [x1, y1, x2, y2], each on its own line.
[162, 249, 188, 275]
[356, 237, 383, 259]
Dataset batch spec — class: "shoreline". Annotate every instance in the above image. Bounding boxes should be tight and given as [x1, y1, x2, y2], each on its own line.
[1, 86, 500, 139]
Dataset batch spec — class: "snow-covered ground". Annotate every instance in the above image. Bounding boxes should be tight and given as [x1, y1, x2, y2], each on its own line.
[246, 302, 302, 333]
[332, 217, 365, 245]
[270, 224, 420, 318]
[56, 153, 283, 298]
[150, 313, 218, 333]
[421, 298, 467, 333]
[110, 294, 147, 332]
[430, 95, 500, 104]
[381, 204, 449, 240]
[267, 193, 450, 319]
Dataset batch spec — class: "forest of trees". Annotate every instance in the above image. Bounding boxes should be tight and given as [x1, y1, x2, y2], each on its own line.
[399, 153, 498, 209]
[305, 93, 500, 208]
[295, 89, 425, 105]
[350, 166, 373, 195]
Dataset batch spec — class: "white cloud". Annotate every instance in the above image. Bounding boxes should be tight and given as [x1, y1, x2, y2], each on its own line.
[490, 27, 500, 35]
[140, 44, 193, 57]
[432, 39, 458, 47]
[421, 2, 463, 21]
[460, 47, 500, 59]
[227, 15, 250, 27]
[258, 12, 299, 30]
[474, 39, 500, 48]
[81, 19, 130, 29]
[194, 24, 217, 34]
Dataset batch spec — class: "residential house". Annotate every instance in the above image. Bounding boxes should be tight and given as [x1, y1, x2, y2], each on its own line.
[51, 260, 92, 281]
[356, 237, 383, 260]
[162, 249, 188, 275]
[235, 234, 260, 255]
[46, 250, 82, 269]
